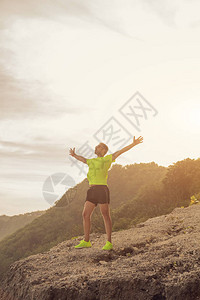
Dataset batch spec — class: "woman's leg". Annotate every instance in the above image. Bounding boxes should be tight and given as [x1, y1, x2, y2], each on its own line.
[82, 201, 96, 242]
[99, 203, 112, 243]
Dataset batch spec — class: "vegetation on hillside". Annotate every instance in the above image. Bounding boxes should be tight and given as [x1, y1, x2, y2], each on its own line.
[0, 211, 46, 242]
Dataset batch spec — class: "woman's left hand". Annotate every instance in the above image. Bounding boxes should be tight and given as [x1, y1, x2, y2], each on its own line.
[133, 136, 143, 146]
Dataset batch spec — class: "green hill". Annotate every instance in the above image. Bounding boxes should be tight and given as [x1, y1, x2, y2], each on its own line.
[0, 211, 46, 242]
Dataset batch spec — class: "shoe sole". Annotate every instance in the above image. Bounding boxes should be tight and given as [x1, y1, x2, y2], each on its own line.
[102, 246, 113, 250]
[75, 244, 92, 248]
[75, 246, 91, 248]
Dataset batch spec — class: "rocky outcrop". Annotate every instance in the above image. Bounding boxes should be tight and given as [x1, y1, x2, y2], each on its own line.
[1, 205, 200, 300]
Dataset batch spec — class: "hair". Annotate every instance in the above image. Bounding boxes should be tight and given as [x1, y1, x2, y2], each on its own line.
[99, 142, 108, 156]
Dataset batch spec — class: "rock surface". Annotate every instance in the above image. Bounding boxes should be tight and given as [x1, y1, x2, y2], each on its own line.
[1, 205, 200, 300]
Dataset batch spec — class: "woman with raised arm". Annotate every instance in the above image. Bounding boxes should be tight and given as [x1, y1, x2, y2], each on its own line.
[69, 136, 143, 250]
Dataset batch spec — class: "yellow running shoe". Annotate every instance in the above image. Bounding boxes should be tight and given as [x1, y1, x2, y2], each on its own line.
[102, 241, 113, 250]
[74, 239, 92, 248]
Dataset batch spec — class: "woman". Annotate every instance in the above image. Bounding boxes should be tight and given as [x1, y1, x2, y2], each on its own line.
[69, 136, 143, 250]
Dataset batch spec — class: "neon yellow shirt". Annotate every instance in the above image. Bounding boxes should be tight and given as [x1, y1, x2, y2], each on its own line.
[86, 154, 115, 185]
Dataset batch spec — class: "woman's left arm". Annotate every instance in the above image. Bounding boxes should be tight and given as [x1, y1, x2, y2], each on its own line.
[112, 136, 143, 161]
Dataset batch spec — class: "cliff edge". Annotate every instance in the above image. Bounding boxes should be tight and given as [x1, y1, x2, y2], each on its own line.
[1, 205, 200, 300]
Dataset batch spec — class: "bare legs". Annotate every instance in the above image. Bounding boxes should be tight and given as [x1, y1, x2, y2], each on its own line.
[82, 201, 112, 243]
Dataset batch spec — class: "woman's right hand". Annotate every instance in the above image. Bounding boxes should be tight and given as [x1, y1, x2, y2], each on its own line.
[69, 147, 76, 157]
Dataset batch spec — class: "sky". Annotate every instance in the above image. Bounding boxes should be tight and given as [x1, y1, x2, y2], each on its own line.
[0, 0, 200, 216]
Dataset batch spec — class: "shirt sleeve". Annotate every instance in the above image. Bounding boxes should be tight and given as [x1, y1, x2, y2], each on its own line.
[105, 154, 115, 163]
[108, 154, 115, 163]
[111, 154, 115, 163]
[86, 158, 92, 166]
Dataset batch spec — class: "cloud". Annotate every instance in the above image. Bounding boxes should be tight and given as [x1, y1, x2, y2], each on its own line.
[0, 62, 89, 120]
[0, 0, 91, 23]
[0, 139, 64, 158]
[0, 0, 97, 121]
[0, 0, 144, 41]
[0, 64, 39, 120]
[0, 136, 80, 163]
[2, 172, 45, 182]
[141, 0, 179, 27]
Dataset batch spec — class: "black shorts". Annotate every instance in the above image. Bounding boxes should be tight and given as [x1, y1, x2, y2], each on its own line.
[85, 185, 110, 206]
